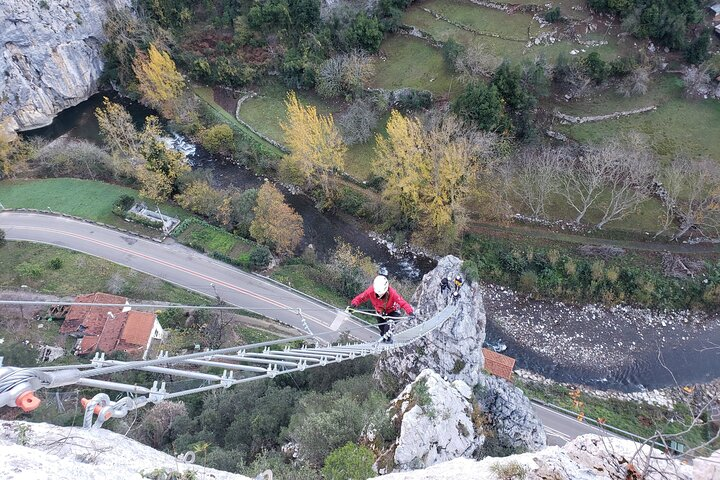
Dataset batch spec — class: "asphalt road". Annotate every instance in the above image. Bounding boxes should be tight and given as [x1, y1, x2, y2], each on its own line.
[0, 212, 377, 343]
[532, 402, 618, 446]
[0, 212, 617, 444]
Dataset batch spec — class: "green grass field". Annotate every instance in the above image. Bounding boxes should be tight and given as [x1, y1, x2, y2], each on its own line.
[0, 178, 189, 237]
[420, 0, 540, 39]
[558, 77, 720, 163]
[372, 35, 456, 96]
[237, 82, 387, 180]
[0, 241, 209, 305]
[270, 263, 347, 307]
[194, 86, 285, 157]
[173, 218, 255, 267]
[402, 2, 625, 65]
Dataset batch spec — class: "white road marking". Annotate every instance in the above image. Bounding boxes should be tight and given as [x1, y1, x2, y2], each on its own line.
[329, 312, 348, 331]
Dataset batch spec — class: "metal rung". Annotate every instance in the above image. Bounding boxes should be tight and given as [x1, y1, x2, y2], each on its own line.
[98, 361, 223, 381]
[183, 359, 267, 372]
[243, 352, 324, 363]
[208, 354, 298, 368]
[76, 378, 152, 394]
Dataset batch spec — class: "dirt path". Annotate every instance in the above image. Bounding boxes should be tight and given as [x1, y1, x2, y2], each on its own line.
[469, 221, 720, 255]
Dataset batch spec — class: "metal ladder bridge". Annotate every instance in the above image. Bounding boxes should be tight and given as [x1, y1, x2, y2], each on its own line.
[0, 304, 456, 429]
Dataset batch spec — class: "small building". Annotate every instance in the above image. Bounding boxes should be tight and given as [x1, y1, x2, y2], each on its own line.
[61, 293, 164, 359]
[482, 348, 516, 381]
[711, 4, 720, 15]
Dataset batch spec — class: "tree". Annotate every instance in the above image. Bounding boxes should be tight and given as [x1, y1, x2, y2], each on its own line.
[557, 147, 612, 225]
[250, 182, 304, 256]
[132, 44, 185, 117]
[347, 14, 383, 52]
[582, 52, 608, 83]
[682, 65, 711, 98]
[222, 188, 258, 237]
[322, 443, 375, 480]
[138, 167, 173, 203]
[280, 91, 346, 198]
[617, 67, 650, 97]
[95, 96, 143, 162]
[316, 52, 374, 99]
[200, 124, 234, 156]
[453, 41, 502, 79]
[509, 146, 564, 220]
[662, 156, 720, 240]
[452, 82, 507, 133]
[338, 98, 380, 145]
[685, 30, 710, 65]
[175, 180, 225, 217]
[141, 125, 189, 188]
[375, 111, 485, 246]
[132, 401, 187, 449]
[0, 126, 29, 180]
[0, 228, 6, 248]
[593, 134, 656, 229]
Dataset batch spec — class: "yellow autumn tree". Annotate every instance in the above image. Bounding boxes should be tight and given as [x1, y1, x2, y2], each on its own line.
[250, 182, 304, 257]
[133, 44, 185, 118]
[95, 96, 143, 162]
[374, 111, 478, 246]
[280, 91, 346, 201]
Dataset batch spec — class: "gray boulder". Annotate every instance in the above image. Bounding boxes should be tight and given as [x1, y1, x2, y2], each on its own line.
[374, 255, 486, 394]
[382, 369, 485, 473]
[0, 0, 130, 133]
[475, 373, 546, 453]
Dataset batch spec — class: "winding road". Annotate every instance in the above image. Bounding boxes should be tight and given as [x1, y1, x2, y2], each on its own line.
[0, 212, 375, 343]
[0, 211, 620, 445]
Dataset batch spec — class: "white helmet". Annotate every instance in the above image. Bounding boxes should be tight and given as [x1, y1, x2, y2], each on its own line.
[373, 275, 389, 297]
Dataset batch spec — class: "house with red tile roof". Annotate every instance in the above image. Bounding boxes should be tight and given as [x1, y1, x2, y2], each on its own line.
[61, 293, 165, 359]
[482, 348, 516, 381]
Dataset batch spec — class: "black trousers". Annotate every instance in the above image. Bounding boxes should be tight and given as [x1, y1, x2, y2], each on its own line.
[378, 310, 402, 337]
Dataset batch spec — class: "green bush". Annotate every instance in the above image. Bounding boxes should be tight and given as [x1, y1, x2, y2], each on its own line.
[393, 89, 432, 111]
[453, 82, 507, 132]
[48, 257, 63, 270]
[442, 39, 464, 69]
[544, 7, 561, 23]
[249, 246, 272, 270]
[125, 211, 164, 229]
[322, 443, 375, 480]
[113, 194, 135, 212]
[461, 234, 720, 311]
[462, 259, 479, 284]
[0, 228, 5, 247]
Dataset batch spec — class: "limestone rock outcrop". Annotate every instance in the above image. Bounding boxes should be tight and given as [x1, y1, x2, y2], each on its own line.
[0, 0, 130, 133]
[475, 373, 546, 452]
[382, 369, 485, 472]
[374, 255, 486, 394]
[0, 420, 253, 480]
[375, 433, 698, 480]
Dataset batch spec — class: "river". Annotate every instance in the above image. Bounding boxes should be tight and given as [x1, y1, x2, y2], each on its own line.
[25, 93, 720, 392]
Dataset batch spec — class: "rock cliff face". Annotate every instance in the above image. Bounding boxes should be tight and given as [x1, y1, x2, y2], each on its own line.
[0, 420, 253, 480]
[383, 369, 485, 472]
[374, 255, 486, 394]
[475, 373, 546, 453]
[0, 0, 129, 133]
[375, 433, 705, 480]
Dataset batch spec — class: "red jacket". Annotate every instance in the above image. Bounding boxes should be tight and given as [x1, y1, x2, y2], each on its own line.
[351, 285, 414, 315]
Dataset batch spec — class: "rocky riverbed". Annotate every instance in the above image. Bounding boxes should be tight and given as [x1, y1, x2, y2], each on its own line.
[482, 284, 720, 390]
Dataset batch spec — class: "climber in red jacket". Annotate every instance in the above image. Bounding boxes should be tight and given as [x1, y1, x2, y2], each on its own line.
[350, 275, 414, 343]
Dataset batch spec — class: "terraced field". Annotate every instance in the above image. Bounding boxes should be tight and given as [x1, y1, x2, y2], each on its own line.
[401, 0, 626, 64]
